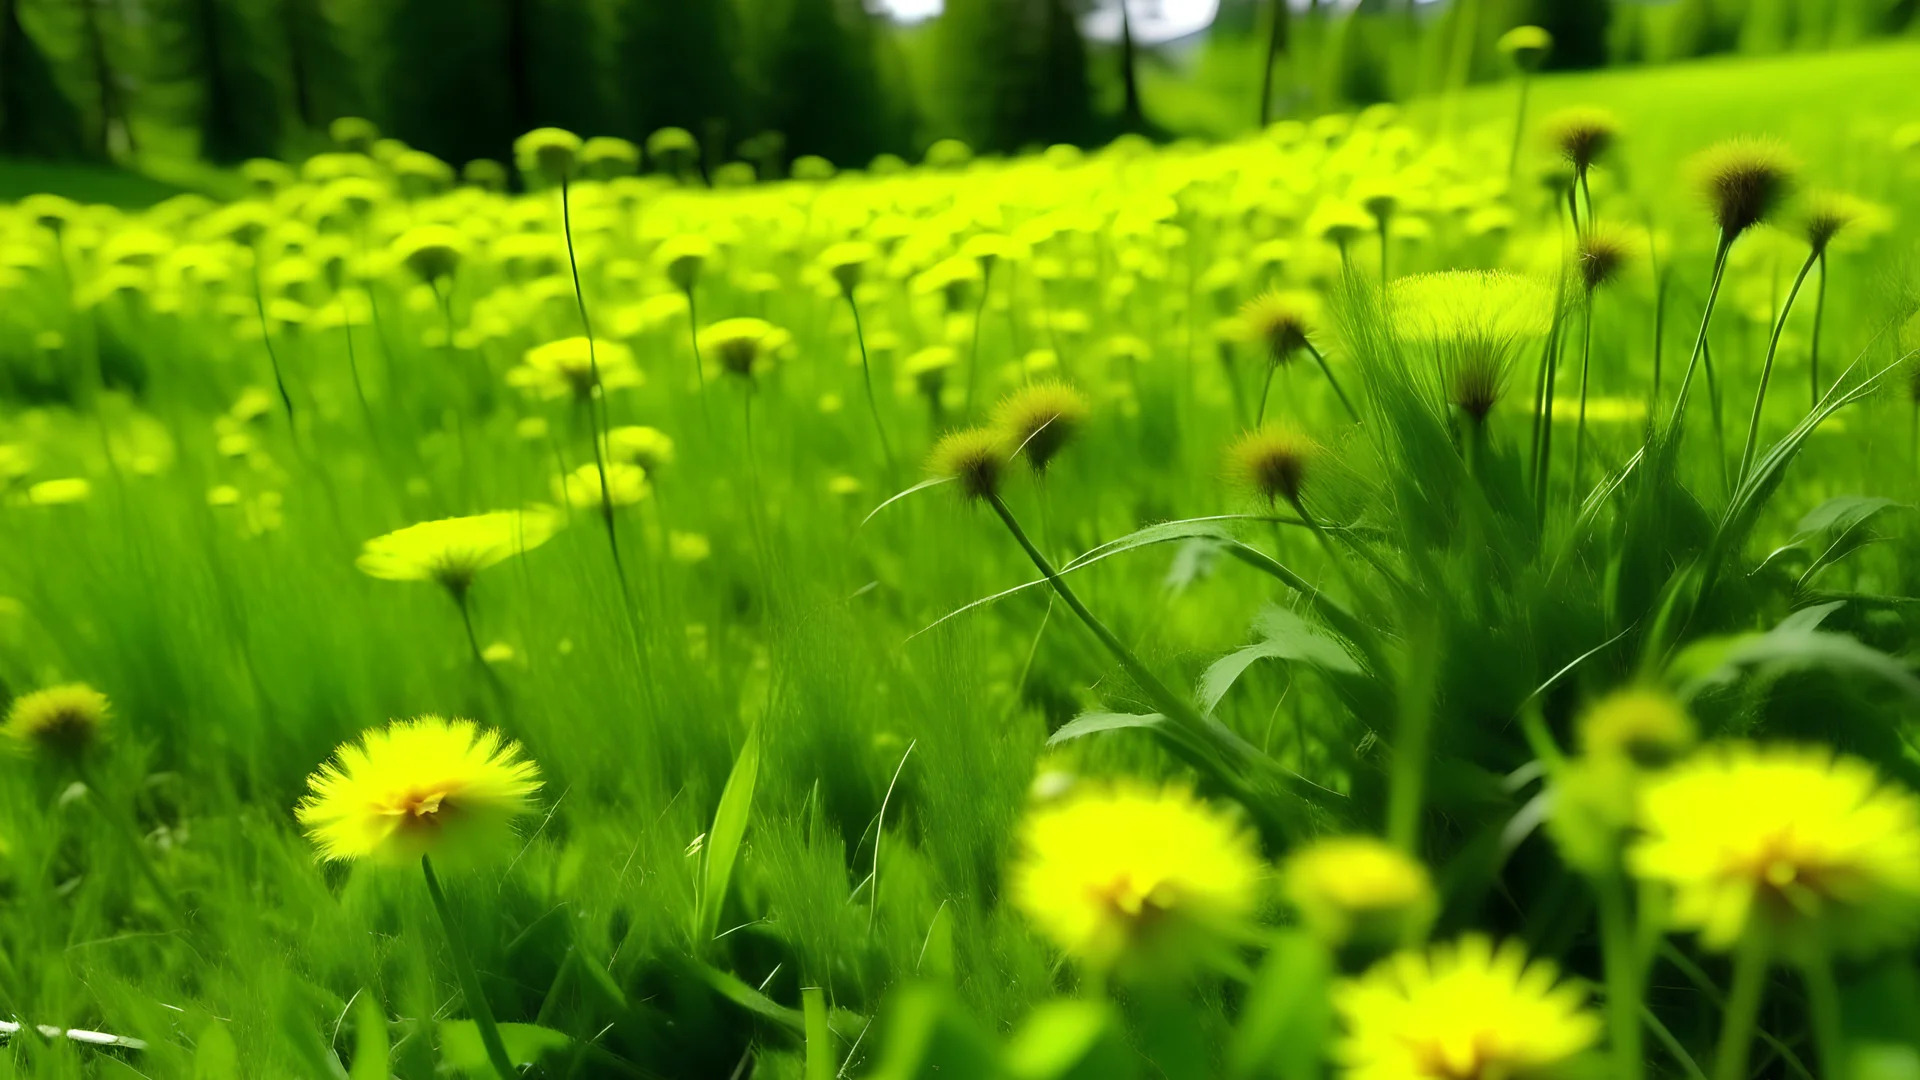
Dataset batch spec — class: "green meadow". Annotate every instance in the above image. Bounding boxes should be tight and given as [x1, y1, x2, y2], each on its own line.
[5, 23, 1920, 1080]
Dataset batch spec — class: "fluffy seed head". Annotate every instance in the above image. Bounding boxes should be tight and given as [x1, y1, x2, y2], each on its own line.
[1576, 224, 1638, 294]
[1802, 190, 1873, 254]
[992, 380, 1090, 472]
[1237, 290, 1317, 366]
[297, 716, 543, 866]
[4, 683, 109, 760]
[1690, 137, 1799, 238]
[1544, 107, 1619, 173]
[1228, 426, 1315, 507]
[928, 427, 1011, 500]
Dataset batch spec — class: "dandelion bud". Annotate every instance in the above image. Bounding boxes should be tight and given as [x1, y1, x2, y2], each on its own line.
[582, 136, 641, 180]
[928, 427, 1011, 500]
[1283, 836, 1436, 950]
[3, 683, 110, 761]
[1237, 290, 1316, 367]
[1228, 426, 1314, 508]
[1543, 106, 1619, 175]
[992, 380, 1090, 473]
[1497, 25, 1553, 72]
[1690, 137, 1798, 239]
[392, 224, 468, 284]
[514, 127, 584, 186]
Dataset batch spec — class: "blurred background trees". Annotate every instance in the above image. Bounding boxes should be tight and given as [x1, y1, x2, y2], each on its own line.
[0, 0, 1914, 177]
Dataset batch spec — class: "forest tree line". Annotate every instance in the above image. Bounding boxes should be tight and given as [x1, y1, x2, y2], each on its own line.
[1, 0, 1914, 175]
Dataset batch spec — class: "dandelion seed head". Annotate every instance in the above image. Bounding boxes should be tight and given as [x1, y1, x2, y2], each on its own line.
[4, 683, 109, 760]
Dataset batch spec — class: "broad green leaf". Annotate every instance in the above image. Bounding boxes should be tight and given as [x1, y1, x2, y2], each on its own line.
[701, 723, 762, 942]
[439, 1021, 569, 1075]
[348, 993, 388, 1080]
[1225, 930, 1333, 1080]
[1199, 605, 1361, 716]
[194, 1021, 241, 1080]
[1672, 617, 1920, 703]
[1045, 710, 1167, 746]
[1006, 1000, 1133, 1080]
[867, 985, 1002, 1080]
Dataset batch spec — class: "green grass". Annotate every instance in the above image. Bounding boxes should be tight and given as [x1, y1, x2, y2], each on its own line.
[3, 42, 1920, 1080]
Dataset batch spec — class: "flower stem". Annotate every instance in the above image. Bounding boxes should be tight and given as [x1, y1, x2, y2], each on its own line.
[558, 179, 628, 594]
[847, 293, 898, 482]
[1665, 231, 1733, 439]
[1255, 363, 1277, 428]
[1736, 247, 1818, 486]
[1809, 252, 1828, 409]
[422, 855, 517, 1080]
[1507, 73, 1532, 182]
[1304, 341, 1359, 422]
[1598, 870, 1644, 1080]
[1802, 950, 1845, 1080]
[249, 246, 297, 427]
[963, 266, 993, 422]
[77, 760, 186, 924]
[1712, 935, 1770, 1080]
[1573, 292, 1595, 506]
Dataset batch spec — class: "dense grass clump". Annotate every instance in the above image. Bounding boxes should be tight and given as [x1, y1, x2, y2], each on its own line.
[5, 48, 1920, 1080]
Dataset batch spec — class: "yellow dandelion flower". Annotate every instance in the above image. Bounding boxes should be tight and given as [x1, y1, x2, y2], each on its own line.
[1227, 426, 1314, 508]
[1283, 836, 1436, 947]
[1632, 742, 1920, 956]
[553, 462, 649, 511]
[1578, 687, 1695, 768]
[928, 427, 1011, 501]
[669, 531, 711, 563]
[604, 426, 675, 471]
[3, 683, 110, 759]
[1010, 781, 1262, 973]
[507, 336, 643, 401]
[698, 317, 782, 379]
[391, 224, 468, 283]
[356, 510, 560, 595]
[25, 478, 91, 506]
[296, 716, 542, 866]
[1336, 936, 1599, 1080]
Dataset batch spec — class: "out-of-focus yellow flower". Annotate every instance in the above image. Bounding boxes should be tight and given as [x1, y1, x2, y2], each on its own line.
[507, 336, 643, 400]
[297, 716, 542, 866]
[553, 462, 648, 511]
[1010, 780, 1262, 974]
[698, 317, 782, 378]
[654, 235, 716, 291]
[1578, 688, 1695, 767]
[604, 426, 674, 471]
[1336, 936, 1598, 1080]
[25, 478, 91, 506]
[392, 224, 468, 283]
[1632, 742, 1920, 957]
[1283, 836, 1435, 948]
[356, 510, 560, 595]
[3, 683, 110, 760]
[669, 531, 711, 563]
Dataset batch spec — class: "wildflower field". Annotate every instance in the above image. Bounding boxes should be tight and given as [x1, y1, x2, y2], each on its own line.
[9, 29, 1920, 1080]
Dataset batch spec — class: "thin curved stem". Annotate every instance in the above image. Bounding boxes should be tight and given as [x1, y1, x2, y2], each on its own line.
[1665, 231, 1734, 437]
[1802, 951, 1844, 1080]
[1255, 363, 1278, 428]
[847, 293, 897, 481]
[422, 856, 517, 1080]
[1507, 73, 1532, 182]
[1737, 247, 1819, 485]
[963, 267, 993, 421]
[250, 248, 296, 426]
[1598, 870, 1644, 1080]
[1809, 252, 1828, 408]
[1573, 292, 1596, 505]
[1304, 341, 1359, 422]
